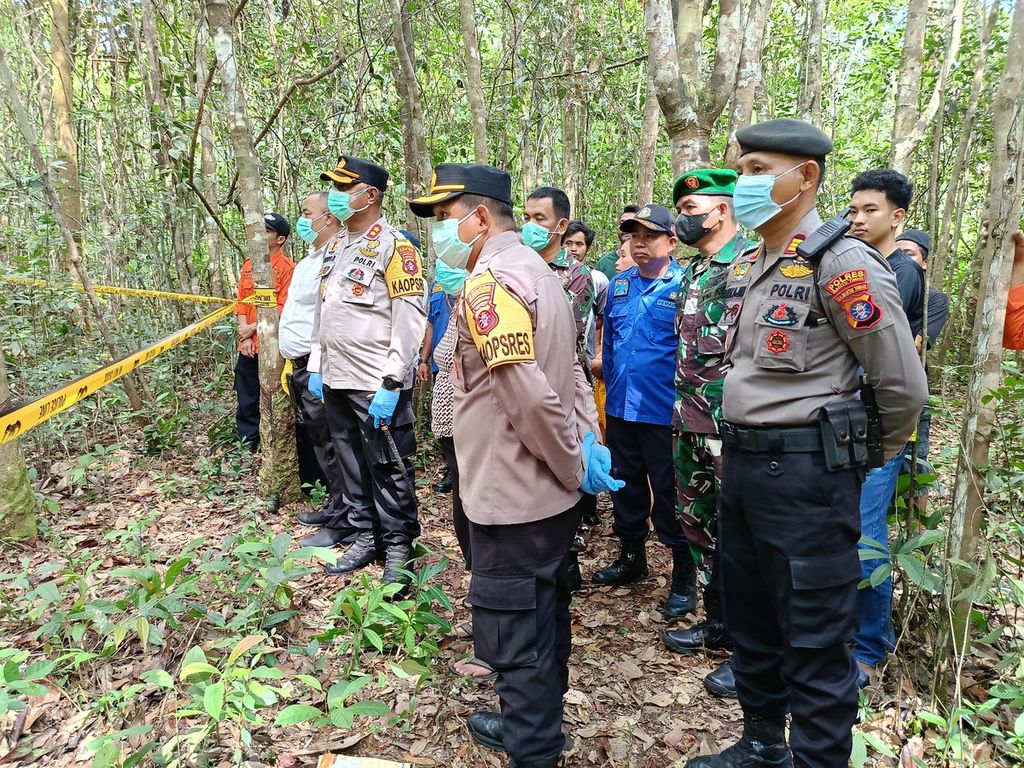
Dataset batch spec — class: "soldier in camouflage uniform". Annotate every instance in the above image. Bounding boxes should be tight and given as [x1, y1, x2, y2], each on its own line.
[660, 169, 748, 701]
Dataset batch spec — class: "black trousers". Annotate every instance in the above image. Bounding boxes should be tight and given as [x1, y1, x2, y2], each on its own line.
[323, 386, 420, 547]
[606, 415, 686, 551]
[289, 359, 351, 528]
[234, 353, 260, 448]
[469, 498, 584, 764]
[438, 436, 471, 569]
[719, 445, 861, 768]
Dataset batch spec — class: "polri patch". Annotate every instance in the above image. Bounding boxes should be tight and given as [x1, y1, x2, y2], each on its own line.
[765, 330, 791, 354]
[385, 239, 424, 299]
[613, 278, 630, 297]
[464, 271, 535, 369]
[844, 295, 883, 330]
[824, 269, 870, 305]
[762, 303, 798, 326]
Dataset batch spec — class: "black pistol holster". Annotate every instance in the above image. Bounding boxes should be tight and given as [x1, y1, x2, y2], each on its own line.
[818, 400, 869, 472]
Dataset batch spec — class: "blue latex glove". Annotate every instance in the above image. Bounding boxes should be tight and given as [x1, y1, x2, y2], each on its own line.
[307, 371, 324, 401]
[581, 431, 625, 495]
[368, 387, 401, 428]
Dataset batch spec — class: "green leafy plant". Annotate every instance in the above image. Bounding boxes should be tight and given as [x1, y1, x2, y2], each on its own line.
[0, 648, 55, 715]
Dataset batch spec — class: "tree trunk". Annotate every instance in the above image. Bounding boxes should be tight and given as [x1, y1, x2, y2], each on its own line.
[798, 0, 825, 124]
[390, 0, 430, 228]
[50, 0, 83, 276]
[205, 0, 300, 506]
[946, 0, 1024, 656]
[195, 15, 226, 298]
[724, 0, 773, 165]
[0, 343, 37, 541]
[458, 0, 488, 163]
[929, 0, 998, 285]
[0, 50, 147, 417]
[637, 71, 660, 205]
[892, 0, 965, 174]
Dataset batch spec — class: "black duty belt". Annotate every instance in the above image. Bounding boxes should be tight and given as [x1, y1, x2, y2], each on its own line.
[719, 422, 822, 453]
[291, 354, 310, 369]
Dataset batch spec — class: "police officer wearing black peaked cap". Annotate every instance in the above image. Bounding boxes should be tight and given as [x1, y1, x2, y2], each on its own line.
[685, 119, 928, 768]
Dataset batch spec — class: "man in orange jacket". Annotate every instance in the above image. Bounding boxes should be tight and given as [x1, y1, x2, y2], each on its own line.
[1003, 229, 1024, 350]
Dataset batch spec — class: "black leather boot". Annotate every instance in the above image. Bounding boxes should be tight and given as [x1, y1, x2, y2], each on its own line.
[325, 531, 379, 575]
[434, 470, 453, 494]
[300, 527, 358, 548]
[592, 538, 649, 585]
[297, 508, 332, 526]
[703, 660, 738, 699]
[468, 711, 505, 751]
[382, 543, 413, 586]
[685, 714, 792, 767]
[664, 550, 697, 619]
[662, 586, 731, 653]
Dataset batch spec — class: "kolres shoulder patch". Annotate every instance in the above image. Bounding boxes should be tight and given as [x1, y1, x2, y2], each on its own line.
[463, 271, 535, 369]
[385, 239, 425, 299]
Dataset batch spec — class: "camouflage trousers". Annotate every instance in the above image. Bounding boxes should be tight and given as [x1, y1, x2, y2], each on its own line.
[673, 430, 723, 584]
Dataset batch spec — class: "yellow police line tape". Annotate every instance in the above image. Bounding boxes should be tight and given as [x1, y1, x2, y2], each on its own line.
[0, 302, 238, 446]
[2, 275, 277, 307]
[1, 275, 236, 305]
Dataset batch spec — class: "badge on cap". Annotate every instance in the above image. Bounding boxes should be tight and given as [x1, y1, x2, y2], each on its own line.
[685, 176, 700, 190]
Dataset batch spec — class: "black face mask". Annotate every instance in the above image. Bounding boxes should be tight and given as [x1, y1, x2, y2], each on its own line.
[674, 211, 716, 246]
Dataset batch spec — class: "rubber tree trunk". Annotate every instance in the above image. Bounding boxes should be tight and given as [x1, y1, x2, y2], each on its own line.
[458, 0, 488, 163]
[50, 0, 82, 277]
[0, 345, 37, 541]
[946, 0, 1024, 657]
[205, 0, 300, 506]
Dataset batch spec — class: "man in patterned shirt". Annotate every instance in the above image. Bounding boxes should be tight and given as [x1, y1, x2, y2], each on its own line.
[660, 169, 748, 702]
[523, 187, 595, 346]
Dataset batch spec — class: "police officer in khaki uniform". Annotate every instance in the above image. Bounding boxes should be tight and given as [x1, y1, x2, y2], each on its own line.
[410, 164, 622, 768]
[687, 120, 928, 768]
[307, 156, 427, 586]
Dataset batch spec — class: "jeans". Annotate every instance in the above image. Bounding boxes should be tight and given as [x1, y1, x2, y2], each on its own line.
[853, 451, 903, 667]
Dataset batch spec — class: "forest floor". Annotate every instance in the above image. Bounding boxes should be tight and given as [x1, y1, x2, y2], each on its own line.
[0, 408, 1003, 767]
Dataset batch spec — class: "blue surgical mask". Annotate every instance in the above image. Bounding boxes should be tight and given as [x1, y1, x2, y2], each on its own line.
[295, 211, 328, 244]
[327, 187, 370, 221]
[434, 260, 469, 295]
[521, 221, 554, 252]
[734, 163, 806, 229]
[430, 210, 482, 269]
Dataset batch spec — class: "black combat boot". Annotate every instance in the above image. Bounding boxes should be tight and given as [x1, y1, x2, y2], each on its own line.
[325, 531, 379, 575]
[297, 508, 332, 526]
[664, 550, 697, 620]
[703, 660, 738, 699]
[592, 538, 649, 585]
[299, 527, 358, 548]
[685, 714, 792, 767]
[382, 543, 413, 587]
[662, 585, 731, 653]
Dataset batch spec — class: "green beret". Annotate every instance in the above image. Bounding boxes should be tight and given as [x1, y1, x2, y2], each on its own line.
[736, 118, 833, 159]
[672, 168, 738, 203]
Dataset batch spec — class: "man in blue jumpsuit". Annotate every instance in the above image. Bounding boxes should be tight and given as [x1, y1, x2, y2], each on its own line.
[593, 204, 691, 618]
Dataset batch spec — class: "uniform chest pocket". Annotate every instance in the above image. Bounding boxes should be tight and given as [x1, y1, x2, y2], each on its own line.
[339, 262, 379, 305]
[696, 298, 728, 355]
[646, 300, 677, 341]
[752, 299, 812, 372]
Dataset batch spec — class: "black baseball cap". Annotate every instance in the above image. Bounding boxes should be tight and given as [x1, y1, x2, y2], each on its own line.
[320, 155, 389, 192]
[409, 163, 514, 218]
[896, 229, 931, 258]
[620, 204, 676, 236]
[264, 212, 291, 238]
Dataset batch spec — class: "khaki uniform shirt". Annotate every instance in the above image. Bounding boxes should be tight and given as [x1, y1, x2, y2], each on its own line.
[722, 209, 928, 458]
[309, 217, 427, 391]
[452, 230, 599, 526]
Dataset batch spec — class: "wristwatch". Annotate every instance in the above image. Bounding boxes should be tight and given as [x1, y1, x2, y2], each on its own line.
[382, 376, 403, 391]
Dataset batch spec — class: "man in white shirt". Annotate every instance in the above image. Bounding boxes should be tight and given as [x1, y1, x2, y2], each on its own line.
[283, 192, 353, 548]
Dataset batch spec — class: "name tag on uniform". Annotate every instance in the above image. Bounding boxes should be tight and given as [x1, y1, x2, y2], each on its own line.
[351, 253, 377, 270]
[346, 265, 374, 286]
[656, 298, 675, 309]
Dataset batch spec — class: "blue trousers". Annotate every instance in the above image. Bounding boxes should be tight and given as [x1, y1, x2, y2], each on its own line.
[853, 451, 903, 667]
